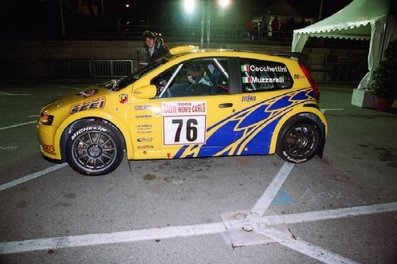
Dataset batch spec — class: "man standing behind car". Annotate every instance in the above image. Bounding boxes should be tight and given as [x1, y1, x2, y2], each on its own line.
[143, 30, 169, 64]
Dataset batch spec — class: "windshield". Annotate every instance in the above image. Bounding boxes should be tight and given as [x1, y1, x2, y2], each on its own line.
[106, 58, 168, 90]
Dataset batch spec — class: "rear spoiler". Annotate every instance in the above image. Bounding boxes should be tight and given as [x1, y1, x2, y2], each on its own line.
[272, 52, 309, 66]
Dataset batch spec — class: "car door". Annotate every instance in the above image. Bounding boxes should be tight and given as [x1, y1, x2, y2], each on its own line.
[133, 57, 245, 160]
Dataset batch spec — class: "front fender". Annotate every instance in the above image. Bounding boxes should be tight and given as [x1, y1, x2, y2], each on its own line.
[53, 110, 133, 161]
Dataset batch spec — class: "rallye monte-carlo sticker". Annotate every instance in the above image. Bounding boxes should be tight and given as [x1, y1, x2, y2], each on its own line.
[162, 101, 207, 145]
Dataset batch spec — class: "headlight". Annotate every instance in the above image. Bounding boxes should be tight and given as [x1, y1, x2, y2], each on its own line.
[39, 112, 54, 125]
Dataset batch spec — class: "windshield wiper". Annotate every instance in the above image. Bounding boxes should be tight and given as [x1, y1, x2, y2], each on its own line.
[104, 79, 120, 91]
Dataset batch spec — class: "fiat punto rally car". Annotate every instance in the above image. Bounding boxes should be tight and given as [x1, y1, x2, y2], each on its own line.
[37, 46, 327, 176]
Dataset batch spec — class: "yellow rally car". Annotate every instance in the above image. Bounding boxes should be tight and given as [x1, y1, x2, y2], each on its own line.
[37, 46, 327, 176]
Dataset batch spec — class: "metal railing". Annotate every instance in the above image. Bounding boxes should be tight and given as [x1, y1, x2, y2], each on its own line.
[310, 62, 368, 83]
[47, 59, 133, 79]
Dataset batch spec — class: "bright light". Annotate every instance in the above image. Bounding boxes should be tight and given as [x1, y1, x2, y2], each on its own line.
[125, 4, 130, 8]
[183, 0, 196, 15]
[218, 0, 231, 9]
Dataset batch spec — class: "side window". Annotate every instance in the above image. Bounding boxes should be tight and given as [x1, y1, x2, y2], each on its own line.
[151, 58, 230, 98]
[240, 59, 293, 92]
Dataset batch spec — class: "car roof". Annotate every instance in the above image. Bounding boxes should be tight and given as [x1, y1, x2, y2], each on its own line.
[169, 45, 268, 56]
[167, 46, 299, 64]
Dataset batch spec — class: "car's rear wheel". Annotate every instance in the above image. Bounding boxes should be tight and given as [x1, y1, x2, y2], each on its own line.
[66, 120, 124, 176]
[276, 116, 321, 163]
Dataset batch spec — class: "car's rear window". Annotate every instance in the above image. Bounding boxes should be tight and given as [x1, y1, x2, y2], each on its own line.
[239, 59, 293, 92]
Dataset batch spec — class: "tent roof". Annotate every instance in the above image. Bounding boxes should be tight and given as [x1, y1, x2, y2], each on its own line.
[294, 0, 394, 40]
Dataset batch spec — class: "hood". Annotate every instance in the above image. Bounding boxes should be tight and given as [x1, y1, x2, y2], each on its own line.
[42, 86, 111, 114]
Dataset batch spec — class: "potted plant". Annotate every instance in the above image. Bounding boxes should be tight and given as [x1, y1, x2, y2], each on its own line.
[369, 38, 397, 111]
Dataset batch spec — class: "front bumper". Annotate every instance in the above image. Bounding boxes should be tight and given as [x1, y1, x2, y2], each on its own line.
[36, 122, 62, 161]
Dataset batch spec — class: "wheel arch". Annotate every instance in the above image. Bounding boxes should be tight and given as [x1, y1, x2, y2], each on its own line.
[56, 114, 133, 162]
[269, 108, 328, 157]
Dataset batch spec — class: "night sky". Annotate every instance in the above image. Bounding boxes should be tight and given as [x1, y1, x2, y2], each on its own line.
[0, 0, 353, 38]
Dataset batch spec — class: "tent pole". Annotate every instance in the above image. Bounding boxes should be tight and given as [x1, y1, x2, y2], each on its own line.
[318, 0, 324, 20]
[379, 18, 389, 61]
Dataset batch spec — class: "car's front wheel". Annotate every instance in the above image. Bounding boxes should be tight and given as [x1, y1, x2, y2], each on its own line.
[65, 120, 124, 176]
[276, 116, 322, 163]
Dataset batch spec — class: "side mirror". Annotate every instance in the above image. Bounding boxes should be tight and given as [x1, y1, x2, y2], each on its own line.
[133, 85, 157, 99]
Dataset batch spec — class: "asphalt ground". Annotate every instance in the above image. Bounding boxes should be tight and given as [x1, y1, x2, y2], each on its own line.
[0, 80, 396, 264]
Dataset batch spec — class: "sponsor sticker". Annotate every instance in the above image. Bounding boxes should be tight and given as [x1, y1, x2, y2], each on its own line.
[119, 94, 128, 104]
[135, 114, 152, 119]
[137, 137, 153, 142]
[241, 64, 287, 73]
[70, 97, 105, 115]
[294, 74, 305, 80]
[137, 124, 152, 134]
[242, 95, 257, 102]
[242, 76, 284, 84]
[42, 144, 56, 155]
[134, 104, 152, 111]
[137, 145, 154, 149]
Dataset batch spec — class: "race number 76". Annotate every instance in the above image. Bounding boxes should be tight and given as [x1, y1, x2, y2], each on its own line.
[163, 116, 206, 145]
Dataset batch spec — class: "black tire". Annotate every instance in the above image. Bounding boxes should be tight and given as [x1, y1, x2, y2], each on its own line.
[276, 116, 322, 164]
[65, 120, 124, 176]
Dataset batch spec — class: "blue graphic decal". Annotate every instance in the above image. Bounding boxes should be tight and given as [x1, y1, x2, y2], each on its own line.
[308, 90, 317, 99]
[236, 105, 270, 129]
[174, 88, 316, 159]
[205, 120, 238, 148]
[175, 146, 188, 158]
[267, 95, 291, 111]
[291, 90, 309, 101]
[240, 116, 281, 155]
[194, 146, 230, 157]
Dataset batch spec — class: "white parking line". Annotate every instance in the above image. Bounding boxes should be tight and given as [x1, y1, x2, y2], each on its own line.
[1, 202, 395, 255]
[321, 108, 344, 111]
[42, 84, 81, 90]
[258, 227, 359, 264]
[0, 146, 18, 150]
[0, 160, 395, 263]
[0, 121, 37, 131]
[261, 202, 397, 226]
[0, 222, 229, 255]
[0, 92, 32, 96]
[0, 163, 68, 192]
[321, 108, 344, 113]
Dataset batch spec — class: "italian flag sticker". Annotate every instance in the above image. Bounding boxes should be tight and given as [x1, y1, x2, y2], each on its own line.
[242, 77, 252, 83]
[241, 65, 250, 72]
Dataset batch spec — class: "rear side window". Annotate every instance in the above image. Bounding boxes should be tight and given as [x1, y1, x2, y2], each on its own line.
[240, 59, 293, 92]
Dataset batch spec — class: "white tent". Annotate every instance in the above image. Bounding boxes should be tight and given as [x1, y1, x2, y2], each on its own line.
[291, 0, 397, 89]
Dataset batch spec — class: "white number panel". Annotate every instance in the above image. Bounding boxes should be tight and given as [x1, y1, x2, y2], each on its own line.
[163, 116, 206, 145]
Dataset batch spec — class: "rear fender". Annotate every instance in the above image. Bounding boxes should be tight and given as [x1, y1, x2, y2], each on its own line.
[269, 107, 328, 155]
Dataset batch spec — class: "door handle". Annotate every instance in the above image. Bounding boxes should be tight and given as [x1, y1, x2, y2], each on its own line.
[219, 103, 233, 108]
